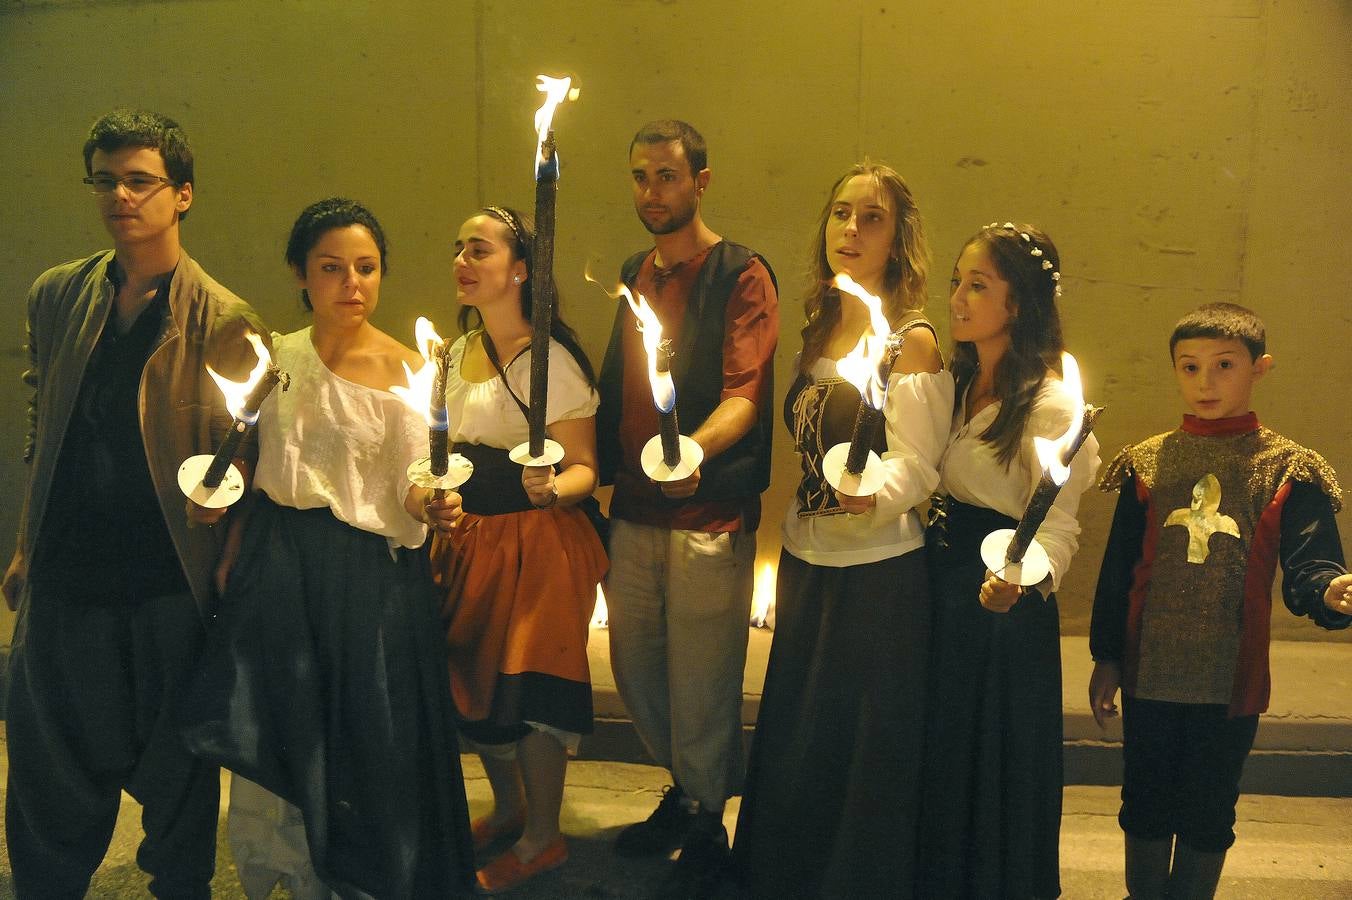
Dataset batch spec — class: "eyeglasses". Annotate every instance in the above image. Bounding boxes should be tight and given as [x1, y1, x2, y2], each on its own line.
[82, 174, 178, 196]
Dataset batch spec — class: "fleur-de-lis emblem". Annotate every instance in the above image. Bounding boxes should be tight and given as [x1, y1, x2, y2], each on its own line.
[1164, 474, 1240, 564]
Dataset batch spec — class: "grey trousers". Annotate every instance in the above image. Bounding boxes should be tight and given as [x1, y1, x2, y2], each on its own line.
[606, 520, 755, 811]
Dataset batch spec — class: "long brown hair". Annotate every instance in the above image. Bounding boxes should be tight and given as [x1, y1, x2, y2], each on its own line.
[799, 162, 929, 373]
[949, 223, 1065, 467]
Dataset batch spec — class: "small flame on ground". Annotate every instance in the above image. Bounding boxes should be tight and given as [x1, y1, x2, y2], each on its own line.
[593, 568, 775, 631]
[832, 273, 893, 409]
[207, 331, 271, 422]
[749, 561, 777, 629]
[591, 583, 609, 629]
[1033, 351, 1086, 486]
[390, 316, 448, 427]
[534, 75, 577, 171]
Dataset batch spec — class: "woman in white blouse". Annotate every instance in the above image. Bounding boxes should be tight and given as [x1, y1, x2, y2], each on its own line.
[916, 223, 1099, 899]
[180, 198, 474, 898]
[732, 163, 952, 898]
[417, 206, 606, 895]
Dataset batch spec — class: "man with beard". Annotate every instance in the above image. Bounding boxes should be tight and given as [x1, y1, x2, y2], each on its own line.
[597, 119, 779, 900]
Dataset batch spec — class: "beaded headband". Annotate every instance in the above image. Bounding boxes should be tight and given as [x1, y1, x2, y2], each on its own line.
[483, 206, 524, 249]
[985, 221, 1062, 298]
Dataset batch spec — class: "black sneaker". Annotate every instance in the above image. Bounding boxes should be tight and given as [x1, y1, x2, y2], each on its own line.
[658, 809, 729, 900]
[615, 784, 694, 857]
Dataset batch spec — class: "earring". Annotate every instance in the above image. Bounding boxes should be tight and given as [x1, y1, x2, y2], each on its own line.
[513, 275, 521, 284]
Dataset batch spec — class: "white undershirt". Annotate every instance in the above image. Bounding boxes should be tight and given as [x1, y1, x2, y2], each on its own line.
[938, 376, 1101, 591]
[781, 359, 955, 568]
[443, 333, 599, 447]
[253, 327, 428, 551]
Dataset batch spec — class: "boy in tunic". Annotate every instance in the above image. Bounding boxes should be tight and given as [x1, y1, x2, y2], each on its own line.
[1089, 302, 1351, 899]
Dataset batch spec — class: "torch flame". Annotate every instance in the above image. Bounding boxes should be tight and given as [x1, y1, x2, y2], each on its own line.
[585, 270, 676, 414]
[591, 583, 609, 629]
[1032, 351, 1086, 486]
[534, 75, 577, 174]
[832, 273, 894, 409]
[749, 561, 777, 628]
[206, 331, 271, 424]
[621, 285, 677, 413]
[390, 316, 449, 429]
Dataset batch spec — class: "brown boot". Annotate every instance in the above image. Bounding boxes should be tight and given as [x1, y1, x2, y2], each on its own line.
[1125, 835, 1172, 899]
[1165, 843, 1226, 900]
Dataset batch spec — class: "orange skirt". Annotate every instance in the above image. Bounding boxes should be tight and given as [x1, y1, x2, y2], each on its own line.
[430, 505, 607, 737]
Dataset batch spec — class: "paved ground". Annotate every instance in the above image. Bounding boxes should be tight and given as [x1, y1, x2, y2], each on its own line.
[0, 750, 1349, 898]
[585, 629, 1352, 798]
[0, 628, 1347, 896]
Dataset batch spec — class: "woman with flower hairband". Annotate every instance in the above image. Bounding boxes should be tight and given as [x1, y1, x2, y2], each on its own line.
[415, 205, 606, 895]
[732, 162, 952, 898]
[916, 223, 1099, 899]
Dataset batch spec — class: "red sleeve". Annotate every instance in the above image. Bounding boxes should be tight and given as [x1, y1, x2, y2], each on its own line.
[719, 257, 779, 407]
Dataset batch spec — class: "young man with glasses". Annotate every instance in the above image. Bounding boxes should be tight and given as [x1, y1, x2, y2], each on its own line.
[2, 108, 266, 897]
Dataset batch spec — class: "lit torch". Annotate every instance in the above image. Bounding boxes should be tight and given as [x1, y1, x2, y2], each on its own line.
[177, 331, 288, 508]
[609, 281, 704, 481]
[979, 352, 1104, 587]
[821, 274, 903, 498]
[510, 74, 580, 470]
[392, 317, 474, 497]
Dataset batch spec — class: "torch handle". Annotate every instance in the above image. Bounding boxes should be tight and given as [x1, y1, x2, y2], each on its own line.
[430, 428, 449, 477]
[659, 407, 682, 468]
[200, 363, 285, 491]
[202, 421, 247, 489]
[1059, 405, 1104, 468]
[1006, 473, 1061, 564]
[243, 365, 283, 416]
[844, 403, 883, 475]
[428, 338, 451, 477]
[841, 327, 905, 476]
[1006, 405, 1105, 565]
[528, 133, 558, 459]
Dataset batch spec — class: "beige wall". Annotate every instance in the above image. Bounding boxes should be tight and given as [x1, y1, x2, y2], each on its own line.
[2, 0, 1348, 642]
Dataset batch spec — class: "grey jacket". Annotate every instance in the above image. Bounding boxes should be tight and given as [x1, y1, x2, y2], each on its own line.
[18, 249, 268, 615]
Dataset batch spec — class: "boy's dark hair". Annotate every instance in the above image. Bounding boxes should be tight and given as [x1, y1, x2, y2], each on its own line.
[629, 119, 707, 175]
[285, 198, 389, 310]
[1169, 302, 1266, 360]
[83, 110, 194, 220]
[82, 108, 194, 181]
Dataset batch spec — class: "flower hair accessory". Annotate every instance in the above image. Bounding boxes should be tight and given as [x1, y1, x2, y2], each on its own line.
[985, 221, 1063, 298]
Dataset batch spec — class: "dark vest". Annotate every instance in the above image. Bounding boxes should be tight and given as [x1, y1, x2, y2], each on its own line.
[597, 241, 776, 503]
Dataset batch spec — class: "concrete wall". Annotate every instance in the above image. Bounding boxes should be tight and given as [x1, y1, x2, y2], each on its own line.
[2, 0, 1348, 642]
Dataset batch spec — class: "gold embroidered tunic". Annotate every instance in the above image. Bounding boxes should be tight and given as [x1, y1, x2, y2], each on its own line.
[1092, 413, 1345, 714]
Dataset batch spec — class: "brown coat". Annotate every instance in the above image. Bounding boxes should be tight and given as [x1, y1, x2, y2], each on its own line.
[18, 249, 268, 615]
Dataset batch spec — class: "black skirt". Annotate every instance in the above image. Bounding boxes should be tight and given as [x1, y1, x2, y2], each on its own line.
[734, 546, 931, 899]
[178, 497, 474, 899]
[917, 499, 1063, 899]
